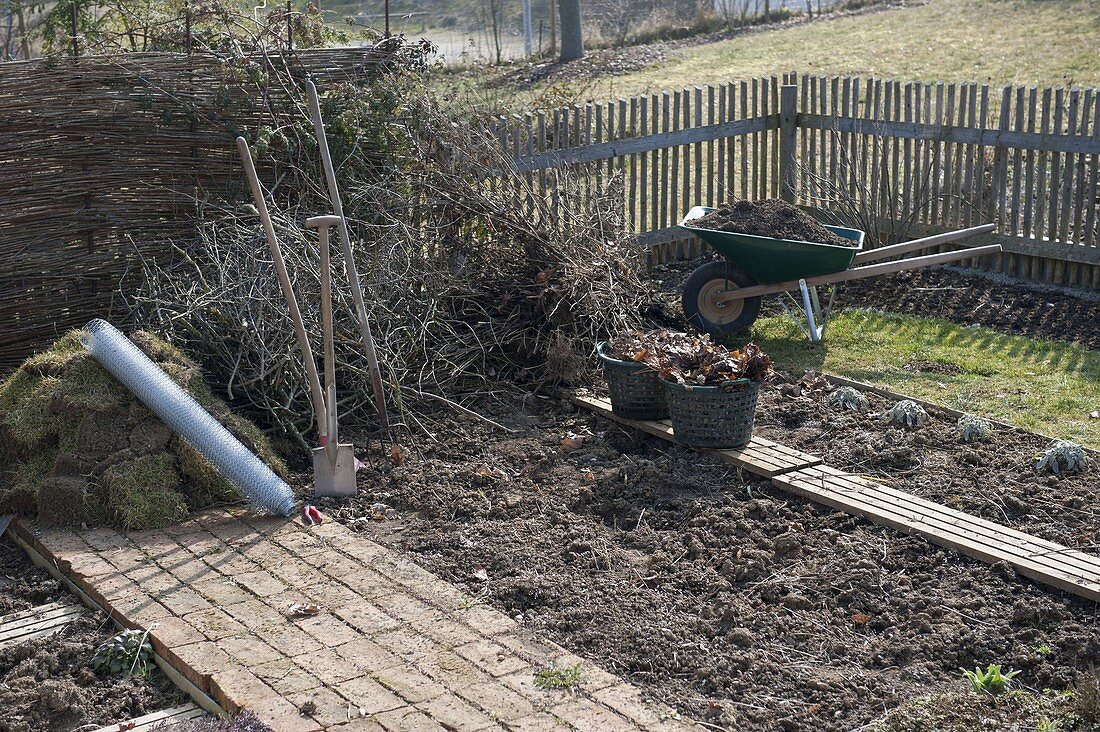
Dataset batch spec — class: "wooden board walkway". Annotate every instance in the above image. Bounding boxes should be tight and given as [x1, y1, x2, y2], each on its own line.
[571, 394, 822, 478]
[0, 600, 84, 650]
[574, 392, 1100, 603]
[92, 703, 206, 732]
[773, 465, 1100, 603]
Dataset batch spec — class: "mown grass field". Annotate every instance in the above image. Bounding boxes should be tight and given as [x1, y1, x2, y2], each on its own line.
[450, 0, 1100, 108]
[750, 309, 1100, 448]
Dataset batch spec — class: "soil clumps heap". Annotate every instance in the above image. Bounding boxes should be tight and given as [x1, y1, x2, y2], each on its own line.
[0, 330, 285, 529]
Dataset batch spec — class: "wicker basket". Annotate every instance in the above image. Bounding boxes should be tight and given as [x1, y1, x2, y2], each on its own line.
[662, 378, 760, 448]
[597, 341, 668, 420]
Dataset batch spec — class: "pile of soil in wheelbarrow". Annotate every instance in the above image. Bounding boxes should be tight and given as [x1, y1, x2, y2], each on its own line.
[693, 199, 856, 247]
[314, 396, 1100, 731]
[0, 538, 187, 732]
[0, 330, 286, 531]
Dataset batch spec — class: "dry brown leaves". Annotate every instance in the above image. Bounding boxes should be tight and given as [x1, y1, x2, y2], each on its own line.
[607, 329, 773, 386]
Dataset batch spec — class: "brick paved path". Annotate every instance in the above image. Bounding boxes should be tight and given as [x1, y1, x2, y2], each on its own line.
[14, 509, 694, 731]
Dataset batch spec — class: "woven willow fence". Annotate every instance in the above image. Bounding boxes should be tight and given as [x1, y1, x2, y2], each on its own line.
[0, 47, 407, 371]
[500, 72, 1100, 288]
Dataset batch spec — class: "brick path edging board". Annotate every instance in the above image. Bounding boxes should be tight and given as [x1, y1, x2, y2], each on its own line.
[11, 509, 695, 731]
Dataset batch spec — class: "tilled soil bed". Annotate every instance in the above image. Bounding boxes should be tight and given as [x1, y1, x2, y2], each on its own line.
[316, 401, 1100, 731]
[0, 538, 186, 732]
[753, 382, 1099, 549]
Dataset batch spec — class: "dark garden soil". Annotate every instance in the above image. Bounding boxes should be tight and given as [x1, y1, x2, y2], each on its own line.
[753, 382, 1099, 549]
[312, 396, 1100, 732]
[691, 199, 856, 247]
[0, 538, 186, 732]
[842, 267, 1100, 351]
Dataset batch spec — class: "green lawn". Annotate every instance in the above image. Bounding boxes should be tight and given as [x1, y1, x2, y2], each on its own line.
[748, 309, 1100, 448]
[454, 0, 1100, 109]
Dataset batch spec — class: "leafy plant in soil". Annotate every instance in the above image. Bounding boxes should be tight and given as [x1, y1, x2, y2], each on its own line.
[607, 329, 773, 385]
[1036, 441, 1089, 475]
[885, 400, 928, 428]
[691, 199, 856, 247]
[960, 664, 1020, 695]
[91, 629, 153, 678]
[827, 386, 869, 411]
[957, 414, 993, 443]
[533, 663, 583, 691]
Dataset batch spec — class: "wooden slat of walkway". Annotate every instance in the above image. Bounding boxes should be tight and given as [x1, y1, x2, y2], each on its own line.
[774, 465, 1100, 603]
[571, 394, 822, 477]
[0, 600, 84, 650]
[92, 703, 207, 732]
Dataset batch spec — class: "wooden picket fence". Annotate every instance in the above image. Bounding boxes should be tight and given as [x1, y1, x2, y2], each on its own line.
[499, 72, 1100, 289]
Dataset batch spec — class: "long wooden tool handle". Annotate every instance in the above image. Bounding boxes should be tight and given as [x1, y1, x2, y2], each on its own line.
[851, 223, 996, 265]
[236, 136, 328, 444]
[306, 79, 393, 444]
[715, 244, 1004, 303]
[318, 225, 339, 458]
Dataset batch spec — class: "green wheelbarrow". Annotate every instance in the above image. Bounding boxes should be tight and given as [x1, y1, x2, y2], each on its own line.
[677, 206, 1001, 342]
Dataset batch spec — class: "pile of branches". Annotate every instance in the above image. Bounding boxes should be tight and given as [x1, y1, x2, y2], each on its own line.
[608, 329, 773, 385]
[128, 59, 646, 444]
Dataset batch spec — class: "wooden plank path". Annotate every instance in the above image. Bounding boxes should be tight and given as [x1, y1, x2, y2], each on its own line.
[0, 599, 84, 650]
[571, 394, 822, 478]
[573, 393, 1100, 603]
[773, 465, 1100, 603]
[92, 703, 206, 732]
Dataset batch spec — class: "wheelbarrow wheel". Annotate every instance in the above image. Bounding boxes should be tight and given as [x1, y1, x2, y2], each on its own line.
[682, 261, 761, 337]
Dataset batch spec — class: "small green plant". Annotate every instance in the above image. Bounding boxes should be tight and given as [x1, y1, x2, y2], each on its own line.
[826, 386, 869, 411]
[1036, 441, 1089, 475]
[960, 663, 1020, 695]
[957, 414, 993, 443]
[1037, 642, 1052, 656]
[92, 629, 153, 678]
[885, 399, 928, 428]
[458, 588, 491, 610]
[534, 662, 583, 691]
[1036, 717, 1062, 731]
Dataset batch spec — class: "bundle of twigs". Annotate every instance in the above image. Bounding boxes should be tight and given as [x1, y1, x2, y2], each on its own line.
[128, 76, 646, 444]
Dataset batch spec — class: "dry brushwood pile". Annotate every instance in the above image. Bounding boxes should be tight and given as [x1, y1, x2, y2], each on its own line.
[128, 67, 647, 442]
[692, 199, 856, 246]
[607, 329, 773, 385]
[0, 330, 285, 530]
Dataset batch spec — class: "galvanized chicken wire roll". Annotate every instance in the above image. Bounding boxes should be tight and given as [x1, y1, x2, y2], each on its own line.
[81, 319, 296, 517]
[597, 342, 669, 420]
[662, 378, 761, 448]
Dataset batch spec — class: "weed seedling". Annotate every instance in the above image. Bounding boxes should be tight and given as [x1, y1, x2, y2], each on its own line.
[960, 663, 1019, 695]
[92, 628, 153, 678]
[459, 588, 491, 610]
[534, 663, 583, 691]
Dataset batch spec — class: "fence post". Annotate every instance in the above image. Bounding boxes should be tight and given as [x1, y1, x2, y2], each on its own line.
[779, 84, 798, 203]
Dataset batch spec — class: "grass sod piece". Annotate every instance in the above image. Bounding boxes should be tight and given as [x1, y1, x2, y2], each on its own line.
[103, 454, 189, 530]
[0, 328, 285, 529]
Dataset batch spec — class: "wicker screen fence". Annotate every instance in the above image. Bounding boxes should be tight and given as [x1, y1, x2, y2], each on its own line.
[0, 47, 405, 371]
[499, 72, 1100, 287]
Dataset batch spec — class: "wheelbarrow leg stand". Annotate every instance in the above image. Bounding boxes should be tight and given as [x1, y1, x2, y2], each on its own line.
[779, 279, 833, 343]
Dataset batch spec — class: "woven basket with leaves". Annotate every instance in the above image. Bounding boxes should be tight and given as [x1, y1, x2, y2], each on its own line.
[597, 341, 669, 420]
[662, 378, 760, 448]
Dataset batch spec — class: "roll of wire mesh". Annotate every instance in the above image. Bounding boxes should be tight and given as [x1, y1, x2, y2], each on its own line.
[81, 319, 296, 516]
